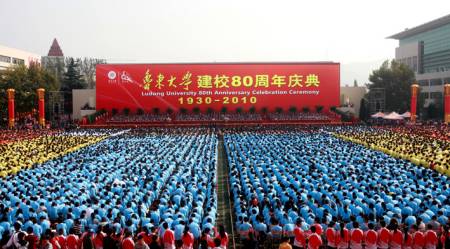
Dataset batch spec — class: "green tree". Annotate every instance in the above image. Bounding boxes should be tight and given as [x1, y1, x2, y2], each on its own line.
[62, 58, 86, 91]
[61, 58, 86, 114]
[353, 79, 358, 87]
[0, 63, 58, 125]
[368, 60, 415, 113]
[359, 98, 368, 121]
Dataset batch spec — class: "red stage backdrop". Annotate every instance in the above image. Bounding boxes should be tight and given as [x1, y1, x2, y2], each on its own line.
[96, 63, 340, 112]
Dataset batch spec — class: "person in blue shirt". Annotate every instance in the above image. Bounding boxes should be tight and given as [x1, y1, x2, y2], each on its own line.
[174, 220, 185, 245]
[188, 218, 201, 240]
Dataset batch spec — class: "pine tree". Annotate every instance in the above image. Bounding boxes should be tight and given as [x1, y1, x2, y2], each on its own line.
[62, 58, 86, 114]
[62, 58, 86, 92]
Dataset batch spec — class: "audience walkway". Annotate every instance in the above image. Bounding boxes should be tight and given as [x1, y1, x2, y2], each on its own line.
[216, 134, 237, 249]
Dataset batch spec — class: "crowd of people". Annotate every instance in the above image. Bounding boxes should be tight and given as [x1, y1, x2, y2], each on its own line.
[268, 113, 333, 121]
[221, 114, 263, 122]
[225, 128, 449, 248]
[109, 114, 172, 123]
[176, 113, 222, 122]
[0, 130, 107, 177]
[334, 126, 449, 175]
[383, 125, 450, 141]
[0, 130, 59, 145]
[102, 112, 338, 124]
[0, 124, 449, 249]
[0, 128, 221, 249]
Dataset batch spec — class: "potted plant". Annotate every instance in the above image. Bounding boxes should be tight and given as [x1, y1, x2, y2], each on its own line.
[193, 107, 200, 114]
[123, 108, 130, 116]
[315, 105, 323, 113]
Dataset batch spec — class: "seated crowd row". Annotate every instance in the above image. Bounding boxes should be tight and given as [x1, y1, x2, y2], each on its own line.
[0, 128, 220, 249]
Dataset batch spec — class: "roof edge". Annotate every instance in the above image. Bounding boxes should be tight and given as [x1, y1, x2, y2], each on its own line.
[387, 14, 450, 40]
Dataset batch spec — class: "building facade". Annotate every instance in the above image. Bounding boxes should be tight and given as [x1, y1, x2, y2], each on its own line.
[0, 44, 41, 70]
[389, 14, 450, 107]
[340, 86, 367, 117]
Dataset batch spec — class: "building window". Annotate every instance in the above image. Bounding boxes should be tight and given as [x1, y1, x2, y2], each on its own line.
[0, 55, 11, 63]
[412, 56, 418, 72]
[430, 79, 443, 86]
[11, 58, 25, 65]
[407, 57, 412, 69]
[420, 92, 429, 99]
[430, 92, 443, 99]
[418, 80, 428, 87]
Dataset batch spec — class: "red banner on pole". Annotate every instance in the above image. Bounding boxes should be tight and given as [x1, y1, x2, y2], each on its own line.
[445, 84, 450, 124]
[96, 63, 340, 112]
[410, 84, 419, 122]
[7, 89, 15, 128]
[37, 88, 45, 127]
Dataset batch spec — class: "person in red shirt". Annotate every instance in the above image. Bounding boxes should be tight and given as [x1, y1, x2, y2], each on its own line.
[66, 228, 79, 249]
[389, 224, 403, 249]
[308, 226, 322, 249]
[293, 218, 306, 249]
[364, 223, 377, 249]
[336, 222, 349, 249]
[440, 225, 449, 249]
[325, 221, 337, 249]
[402, 226, 413, 249]
[412, 224, 425, 249]
[162, 222, 175, 249]
[312, 217, 323, 236]
[350, 222, 363, 249]
[181, 227, 194, 249]
[25, 227, 39, 249]
[93, 226, 104, 249]
[137, 227, 152, 245]
[121, 230, 135, 249]
[424, 224, 438, 249]
[50, 231, 62, 249]
[56, 229, 67, 249]
[377, 220, 390, 249]
[216, 225, 228, 249]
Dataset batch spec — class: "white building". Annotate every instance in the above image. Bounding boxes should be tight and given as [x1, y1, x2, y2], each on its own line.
[0, 44, 41, 70]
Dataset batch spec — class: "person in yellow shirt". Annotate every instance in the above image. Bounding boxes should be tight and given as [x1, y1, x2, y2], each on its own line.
[279, 236, 292, 249]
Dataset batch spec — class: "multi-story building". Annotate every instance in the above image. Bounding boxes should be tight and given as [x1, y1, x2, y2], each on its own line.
[0, 44, 41, 70]
[388, 14, 450, 106]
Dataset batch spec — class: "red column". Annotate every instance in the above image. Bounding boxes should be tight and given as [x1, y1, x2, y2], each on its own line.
[7, 89, 15, 129]
[410, 84, 419, 122]
[37, 88, 45, 127]
[445, 83, 450, 124]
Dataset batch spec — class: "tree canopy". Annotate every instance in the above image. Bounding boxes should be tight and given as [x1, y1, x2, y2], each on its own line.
[0, 63, 58, 122]
[61, 58, 86, 92]
[368, 60, 415, 113]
